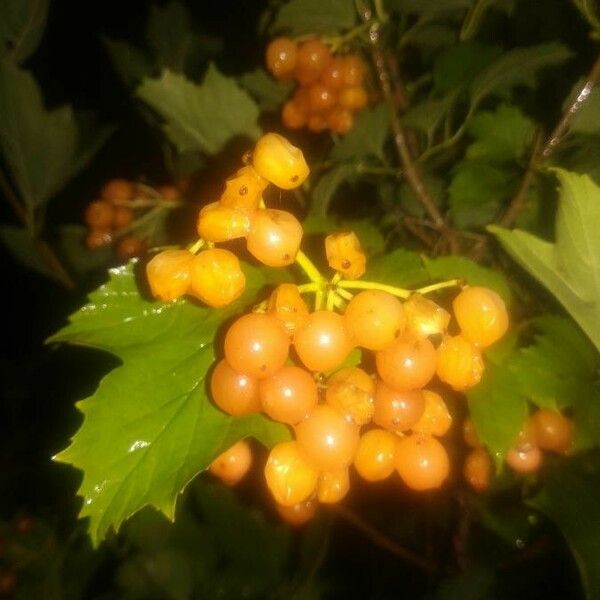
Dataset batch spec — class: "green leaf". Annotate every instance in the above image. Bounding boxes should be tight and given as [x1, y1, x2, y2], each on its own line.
[272, 0, 356, 35]
[137, 65, 261, 155]
[469, 43, 573, 111]
[51, 263, 291, 544]
[400, 93, 459, 141]
[0, 0, 49, 63]
[398, 175, 445, 219]
[565, 79, 600, 136]
[366, 248, 429, 288]
[309, 163, 355, 219]
[0, 225, 54, 279]
[387, 0, 472, 16]
[528, 454, 600, 600]
[102, 38, 153, 87]
[238, 69, 293, 112]
[489, 169, 600, 352]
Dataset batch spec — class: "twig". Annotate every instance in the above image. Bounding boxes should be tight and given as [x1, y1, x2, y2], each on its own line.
[0, 168, 30, 228]
[329, 504, 438, 573]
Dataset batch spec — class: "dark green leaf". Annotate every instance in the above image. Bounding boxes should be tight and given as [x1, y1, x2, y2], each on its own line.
[238, 69, 293, 112]
[398, 175, 445, 218]
[273, 0, 356, 35]
[366, 248, 429, 288]
[387, 0, 471, 16]
[0, 0, 49, 63]
[102, 38, 153, 87]
[0, 225, 54, 279]
[400, 93, 459, 141]
[309, 163, 355, 219]
[399, 22, 457, 53]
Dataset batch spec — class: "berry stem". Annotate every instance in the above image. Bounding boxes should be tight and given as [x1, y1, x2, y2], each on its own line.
[326, 288, 336, 311]
[297, 282, 319, 294]
[336, 287, 354, 301]
[337, 279, 411, 299]
[188, 238, 206, 254]
[295, 250, 325, 284]
[413, 278, 462, 296]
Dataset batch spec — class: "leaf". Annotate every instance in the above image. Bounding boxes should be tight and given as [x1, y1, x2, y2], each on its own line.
[489, 169, 600, 352]
[366, 248, 429, 288]
[528, 453, 600, 600]
[469, 43, 573, 111]
[387, 0, 472, 16]
[331, 105, 391, 162]
[238, 69, 293, 112]
[0, 0, 49, 63]
[0, 225, 54, 279]
[272, 0, 356, 35]
[50, 263, 291, 544]
[565, 79, 600, 136]
[137, 65, 261, 155]
[57, 225, 112, 275]
[398, 175, 445, 219]
[400, 93, 458, 140]
[102, 38, 153, 87]
[309, 163, 355, 219]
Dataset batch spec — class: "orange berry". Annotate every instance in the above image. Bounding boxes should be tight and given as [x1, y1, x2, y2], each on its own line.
[412, 390, 452, 437]
[317, 468, 350, 504]
[265, 441, 318, 506]
[157, 185, 180, 201]
[247, 209, 303, 267]
[210, 359, 261, 416]
[259, 366, 318, 425]
[189, 248, 246, 307]
[276, 499, 317, 526]
[252, 133, 309, 190]
[395, 434, 450, 491]
[320, 56, 345, 90]
[220, 165, 269, 213]
[146, 249, 193, 301]
[101, 178, 133, 203]
[266, 37, 297, 80]
[339, 86, 368, 112]
[84, 200, 114, 229]
[530, 410, 574, 454]
[307, 114, 328, 133]
[116, 236, 144, 261]
[373, 380, 425, 432]
[307, 82, 337, 113]
[113, 206, 134, 230]
[403, 294, 451, 339]
[291, 87, 310, 113]
[267, 283, 310, 337]
[296, 405, 360, 471]
[295, 39, 331, 85]
[436, 335, 484, 391]
[325, 367, 375, 426]
[209, 440, 252, 485]
[463, 447, 491, 492]
[341, 55, 365, 86]
[376, 336, 437, 391]
[514, 419, 538, 451]
[354, 429, 397, 481]
[282, 100, 307, 129]
[343, 290, 405, 351]
[294, 310, 353, 373]
[327, 108, 354, 134]
[196, 201, 251, 242]
[224, 312, 290, 379]
[86, 229, 113, 249]
[463, 418, 482, 448]
[325, 231, 366, 280]
[506, 445, 542, 474]
[453, 286, 509, 348]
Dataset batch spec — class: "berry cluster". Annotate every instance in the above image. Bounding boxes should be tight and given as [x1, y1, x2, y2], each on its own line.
[266, 37, 368, 134]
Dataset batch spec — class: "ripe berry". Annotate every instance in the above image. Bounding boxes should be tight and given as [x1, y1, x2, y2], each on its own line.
[325, 367, 375, 425]
[320, 56, 345, 90]
[252, 133, 309, 190]
[113, 206, 134, 230]
[265, 441, 318, 506]
[307, 83, 337, 113]
[282, 100, 307, 129]
[267, 283, 310, 337]
[341, 55, 365, 86]
[210, 359, 261, 416]
[224, 312, 290, 379]
[376, 336, 437, 391]
[196, 202, 251, 242]
[220, 166, 269, 213]
[116, 236, 144, 261]
[295, 405, 360, 471]
[412, 390, 452, 437]
[146, 249, 193, 301]
[344, 290, 405, 351]
[325, 231, 366, 280]
[463, 418, 482, 448]
[85, 200, 114, 229]
[189, 248, 246, 307]
[436, 335, 484, 391]
[86, 229, 112, 249]
[294, 310, 353, 373]
[463, 448, 491, 492]
[327, 108, 354, 135]
[259, 366, 318, 425]
[403, 294, 450, 339]
[530, 409, 574, 454]
[339, 86, 368, 112]
[209, 440, 252, 486]
[506, 445, 542, 474]
[317, 468, 350, 504]
[307, 114, 328, 133]
[395, 434, 450, 491]
[247, 209, 303, 267]
[354, 429, 398, 481]
[373, 380, 425, 432]
[266, 37, 297, 80]
[276, 499, 317, 526]
[295, 39, 331, 85]
[101, 178, 133, 203]
[453, 286, 509, 348]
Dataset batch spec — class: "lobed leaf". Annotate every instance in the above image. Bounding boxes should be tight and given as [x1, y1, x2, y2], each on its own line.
[272, 0, 356, 35]
[238, 69, 294, 112]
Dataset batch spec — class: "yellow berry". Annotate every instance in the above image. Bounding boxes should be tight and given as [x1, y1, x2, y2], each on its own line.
[252, 133, 309, 190]
[146, 249, 194, 302]
[325, 231, 366, 279]
[196, 202, 251, 242]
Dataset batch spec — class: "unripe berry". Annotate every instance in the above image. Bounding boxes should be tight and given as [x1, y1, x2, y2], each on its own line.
[196, 202, 251, 242]
[85, 200, 114, 229]
[412, 390, 452, 437]
[395, 434, 450, 491]
[220, 166, 269, 213]
[403, 294, 451, 339]
[101, 178, 134, 203]
[317, 468, 350, 504]
[146, 249, 194, 301]
[373, 380, 426, 433]
[325, 231, 366, 280]
[463, 447, 491, 492]
[295, 39, 331, 85]
[530, 409, 574, 454]
[436, 335, 484, 391]
[247, 209, 303, 267]
[266, 37, 297, 80]
[325, 367, 375, 425]
[354, 429, 397, 481]
[209, 440, 252, 486]
[276, 499, 317, 526]
[189, 248, 246, 307]
[252, 133, 309, 190]
[210, 359, 261, 416]
[267, 283, 310, 337]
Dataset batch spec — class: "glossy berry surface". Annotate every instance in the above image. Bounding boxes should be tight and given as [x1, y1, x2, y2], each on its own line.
[463, 447, 491, 492]
[210, 359, 261, 416]
[209, 440, 252, 486]
[436, 335, 484, 391]
[354, 429, 398, 481]
[275, 499, 317, 526]
[86, 229, 112, 249]
[197, 202, 251, 242]
[325, 367, 375, 425]
[247, 209, 303, 267]
[373, 381, 425, 433]
[412, 390, 452, 437]
[252, 133, 309, 190]
[530, 409, 574, 454]
[395, 434, 450, 491]
[307, 83, 337, 113]
[220, 165, 268, 212]
[266, 36, 297, 80]
[506, 445, 543, 474]
[146, 249, 193, 302]
[295, 39, 331, 85]
[267, 283, 310, 337]
[403, 294, 450, 339]
[317, 468, 350, 504]
[325, 231, 366, 280]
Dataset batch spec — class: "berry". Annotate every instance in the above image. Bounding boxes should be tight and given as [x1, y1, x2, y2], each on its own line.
[307, 114, 328, 133]
[146, 249, 193, 301]
[266, 37, 297, 80]
[158, 185, 180, 201]
[190, 248, 246, 307]
[325, 231, 366, 280]
[530, 409, 574, 454]
[259, 366, 318, 425]
[196, 202, 251, 242]
[210, 359, 261, 416]
[224, 312, 290, 379]
[453, 286, 509, 348]
[325, 367, 375, 425]
[463, 418, 482, 448]
[376, 336, 437, 391]
[265, 441, 318, 506]
[294, 310, 353, 373]
[464, 448, 491, 492]
[317, 468, 350, 504]
[113, 206, 134, 230]
[373, 380, 426, 432]
[209, 440, 252, 485]
[339, 86, 368, 112]
[252, 133, 309, 190]
[101, 178, 133, 203]
[354, 429, 398, 481]
[86, 229, 112, 249]
[85, 200, 114, 229]
[403, 294, 450, 339]
[506, 445, 542, 474]
[276, 499, 317, 526]
[267, 283, 310, 337]
[412, 390, 452, 437]
[247, 209, 303, 267]
[282, 100, 307, 129]
[395, 434, 450, 491]
[220, 166, 269, 213]
[320, 56, 345, 90]
[295, 39, 331, 85]
[344, 290, 405, 351]
[327, 108, 354, 135]
[116, 236, 144, 261]
[307, 83, 337, 113]
[295, 405, 360, 471]
[514, 419, 538, 451]
[436, 335, 484, 391]
[341, 55, 365, 86]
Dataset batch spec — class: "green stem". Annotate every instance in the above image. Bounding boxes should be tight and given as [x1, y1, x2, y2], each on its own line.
[414, 278, 462, 296]
[315, 288, 325, 311]
[295, 250, 325, 283]
[338, 279, 411, 299]
[326, 288, 336, 311]
[460, 0, 489, 41]
[188, 238, 206, 254]
[336, 287, 354, 301]
[297, 282, 319, 294]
